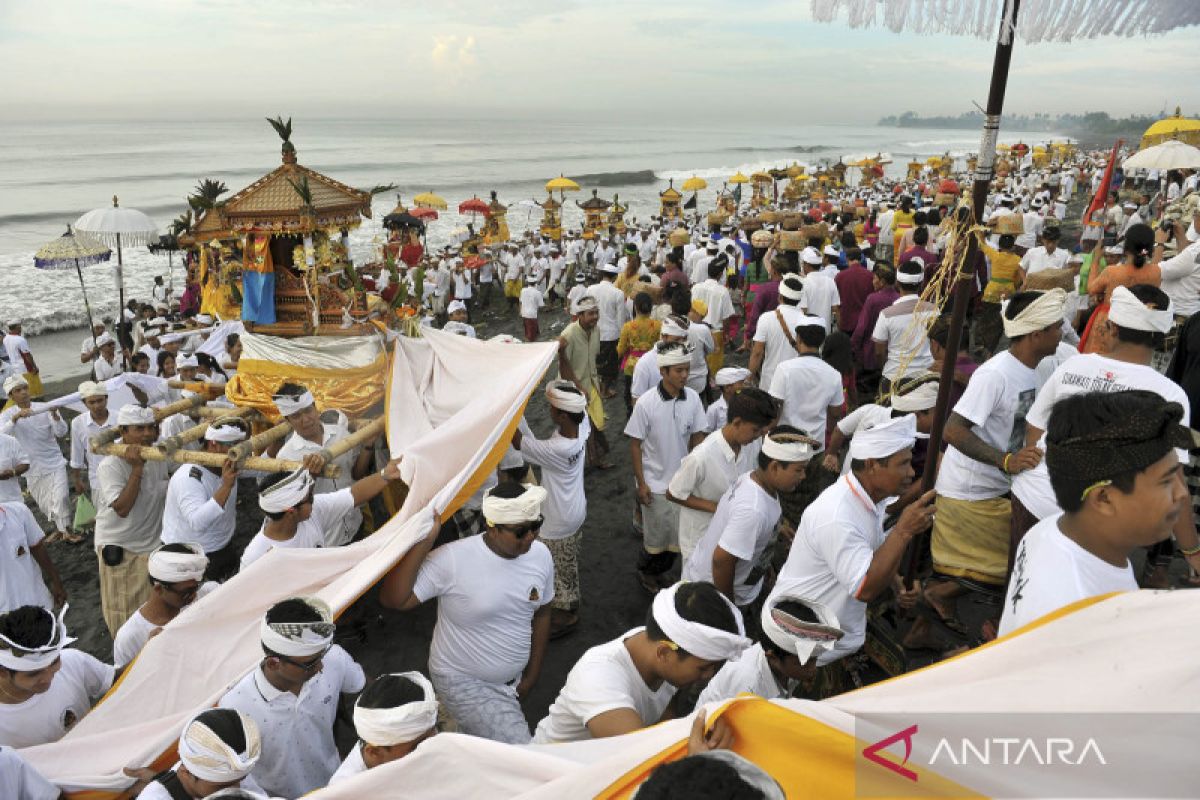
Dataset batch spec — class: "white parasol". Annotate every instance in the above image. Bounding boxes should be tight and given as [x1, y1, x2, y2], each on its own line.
[1122, 140, 1200, 171]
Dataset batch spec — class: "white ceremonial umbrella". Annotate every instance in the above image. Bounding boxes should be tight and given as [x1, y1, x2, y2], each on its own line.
[1122, 140, 1200, 171]
[75, 195, 158, 366]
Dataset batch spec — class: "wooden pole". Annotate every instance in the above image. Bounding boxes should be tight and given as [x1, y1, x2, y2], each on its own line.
[318, 416, 384, 463]
[153, 393, 208, 422]
[92, 441, 342, 478]
[227, 420, 293, 463]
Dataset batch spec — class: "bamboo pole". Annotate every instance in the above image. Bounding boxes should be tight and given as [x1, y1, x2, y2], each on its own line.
[92, 442, 342, 478]
[153, 393, 208, 422]
[227, 420, 293, 463]
[159, 419, 213, 454]
[318, 416, 385, 463]
[166, 379, 223, 394]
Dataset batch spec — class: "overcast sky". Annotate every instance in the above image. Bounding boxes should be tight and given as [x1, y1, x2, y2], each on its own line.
[3, 0, 1198, 123]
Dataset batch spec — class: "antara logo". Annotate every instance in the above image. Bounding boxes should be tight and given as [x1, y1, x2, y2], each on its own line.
[863, 724, 919, 782]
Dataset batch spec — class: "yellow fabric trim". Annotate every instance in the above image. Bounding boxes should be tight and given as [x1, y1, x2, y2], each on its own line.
[439, 393, 536, 524]
[224, 353, 388, 421]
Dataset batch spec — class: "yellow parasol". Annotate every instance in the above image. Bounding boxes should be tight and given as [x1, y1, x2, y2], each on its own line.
[1140, 108, 1200, 150]
[792, 174, 811, 182]
[681, 176, 707, 192]
[728, 172, 751, 184]
[545, 175, 581, 193]
[413, 191, 448, 210]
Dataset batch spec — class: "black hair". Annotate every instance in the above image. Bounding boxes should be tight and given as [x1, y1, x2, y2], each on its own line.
[756, 423, 808, 471]
[0, 606, 53, 653]
[795, 324, 826, 349]
[707, 257, 727, 280]
[633, 292, 654, 316]
[1003, 290, 1044, 342]
[665, 250, 682, 267]
[726, 387, 779, 428]
[276, 381, 308, 398]
[913, 211, 927, 226]
[669, 290, 693, 317]
[489, 481, 528, 500]
[156, 350, 175, 372]
[358, 673, 429, 711]
[1042, 226, 1061, 241]
[1124, 223, 1155, 268]
[926, 207, 942, 225]
[1112, 284, 1170, 350]
[845, 246, 862, 264]
[927, 315, 951, 349]
[266, 598, 323, 625]
[131, 352, 149, 368]
[778, 276, 803, 306]
[192, 709, 249, 755]
[998, 233, 1016, 250]
[226, 333, 240, 349]
[913, 226, 929, 246]
[873, 263, 896, 285]
[195, 352, 228, 379]
[635, 755, 768, 799]
[821, 330, 853, 375]
[645, 582, 739, 657]
[1047, 392, 1145, 513]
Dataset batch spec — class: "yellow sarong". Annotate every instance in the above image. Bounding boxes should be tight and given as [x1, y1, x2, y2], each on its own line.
[706, 330, 725, 377]
[586, 385, 606, 432]
[931, 494, 1012, 585]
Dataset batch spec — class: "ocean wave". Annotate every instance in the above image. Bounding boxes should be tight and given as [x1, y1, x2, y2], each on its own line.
[569, 169, 658, 187]
[0, 202, 187, 230]
[722, 144, 834, 154]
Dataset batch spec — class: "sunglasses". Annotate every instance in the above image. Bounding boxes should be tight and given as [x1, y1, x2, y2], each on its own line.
[499, 516, 544, 538]
[277, 649, 328, 672]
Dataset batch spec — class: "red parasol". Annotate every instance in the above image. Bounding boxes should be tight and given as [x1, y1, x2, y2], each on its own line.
[939, 179, 961, 195]
[410, 207, 439, 221]
[458, 197, 490, 216]
[463, 255, 488, 270]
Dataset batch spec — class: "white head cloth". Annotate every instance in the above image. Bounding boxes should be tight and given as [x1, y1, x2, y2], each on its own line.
[895, 265, 924, 285]
[848, 413, 918, 461]
[205, 420, 248, 443]
[779, 276, 804, 301]
[660, 316, 689, 338]
[572, 296, 598, 314]
[760, 593, 844, 663]
[95, 332, 115, 347]
[1108, 285, 1173, 333]
[1001, 288, 1067, 338]
[760, 433, 814, 463]
[260, 596, 335, 657]
[273, 390, 315, 417]
[545, 380, 587, 413]
[117, 404, 156, 426]
[178, 709, 261, 783]
[78, 381, 107, 399]
[442, 321, 475, 337]
[891, 379, 939, 412]
[258, 467, 315, 514]
[447, 299, 467, 315]
[354, 671, 439, 747]
[195, 314, 214, 325]
[176, 355, 199, 370]
[0, 605, 76, 671]
[801, 247, 822, 266]
[655, 341, 693, 367]
[3, 374, 28, 394]
[650, 582, 751, 662]
[714, 367, 751, 387]
[149, 543, 209, 583]
[482, 484, 548, 525]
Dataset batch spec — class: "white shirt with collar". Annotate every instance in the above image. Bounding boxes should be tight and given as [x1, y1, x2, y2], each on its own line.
[94, 355, 124, 381]
[218, 645, 365, 799]
[1159, 238, 1200, 318]
[0, 406, 66, 475]
[239, 487, 356, 570]
[767, 354, 844, 450]
[871, 294, 937, 382]
[276, 424, 363, 546]
[623, 383, 707, 494]
[585, 280, 629, 342]
[1019, 245, 1069, 276]
[695, 643, 789, 709]
[0, 433, 29, 503]
[160, 464, 238, 553]
[668, 429, 757, 564]
[69, 411, 113, 493]
[771, 472, 891, 665]
[752, 304, 825, 390]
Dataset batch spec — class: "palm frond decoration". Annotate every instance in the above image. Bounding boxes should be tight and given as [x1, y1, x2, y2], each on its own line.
[169, 210, 194, 236]
[266, 115, 296, 157]
[287, 176, 314, 206]
[190, 179, 229, 210]
[361, 183, 398, 198]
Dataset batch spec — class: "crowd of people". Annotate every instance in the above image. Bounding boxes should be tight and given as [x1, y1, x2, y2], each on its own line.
[2, 149, 1200, 799]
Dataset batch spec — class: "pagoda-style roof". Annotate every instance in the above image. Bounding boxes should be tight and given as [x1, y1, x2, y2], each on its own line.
[539, 193, 561, 211]
[577, 189, 611, 211]
[180, 207, 233, 246]
[660, 179, 682, 200]
[217, 150, 371, 235]
[488, 191, 508, 214]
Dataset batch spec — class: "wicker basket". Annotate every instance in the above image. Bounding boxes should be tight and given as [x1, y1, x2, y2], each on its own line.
[781, 213, 803, 231]
[758, 211, 779, 224]
[1023, 267, 1074, 292]
[800, 222, 828, 242]
[668, 229, 690, 248]
[707, 211, 729, 227]
[778, 230, 805, 251]
[993, 213, 1025, 235]
[934, 192, 956, 207]
[750, 229, 774, 248]
[740, 217, 763, 234]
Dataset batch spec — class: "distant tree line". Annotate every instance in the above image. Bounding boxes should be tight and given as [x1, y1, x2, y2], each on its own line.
[878, 110, 1168, 137]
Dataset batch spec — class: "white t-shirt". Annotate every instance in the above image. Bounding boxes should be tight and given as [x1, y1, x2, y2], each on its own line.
[624, 385, 707, 494]
[161, 464, 238, 553]
[532, 627, 675, 744]
[586, 281, 629, 341]
[998, 514, 1137, 636]
[519, 286, 545, 319]
[516, 417, 589, 540]
[668, 430, 757, 563]
[705, 395, 728, 432]
[799, 272, 841, 331]
[0, 649, 114, 748]
[1019, 246, 1069, 275]
[0, 406, 66, 474]
[0, 501, 53, 613]
[69, 412, 112, 493]
[0, 434, 30, 503]
[695, 643, 787, 709]
[2, 334, 30, 375]
[1011, 354, 1190, 520]
[682, 473, 781, 606]
[692, 279, 735, 328]
[935, 350, 1038, 502]
[239, 487, 356, 570]
[871, 295, 937, 381]
[1158, 239, 1200, 318]
[630, 349, 660, 402]
[112, 583, 216, 667]
[0, 746, 59, 800]
[276, 426, 363, 546]
[93, 455, 169, 554]
[329, 742, 368, 785]
[768, 355, 844, 449]
[413, 534, 555, 684]
[686, 324, 715, 393]
[752, 304, 825, 390]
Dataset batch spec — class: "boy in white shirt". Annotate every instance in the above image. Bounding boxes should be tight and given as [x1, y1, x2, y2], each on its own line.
[566, 274, 587, 313]
[329, 671, 438, 785]
[705, 367, 752, 432]
[132, 709, 264, 799]
[112, 543, 213, 668]
[519, 274, 545, 342]
[999, 390, 1194, 635]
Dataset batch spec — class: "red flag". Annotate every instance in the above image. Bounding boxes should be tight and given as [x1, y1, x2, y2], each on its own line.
[1082, 139, 1122, 228]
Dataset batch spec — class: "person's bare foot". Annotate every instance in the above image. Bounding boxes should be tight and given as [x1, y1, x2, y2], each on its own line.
[901, 617, 953, 651]
[922, 580, 968, 635]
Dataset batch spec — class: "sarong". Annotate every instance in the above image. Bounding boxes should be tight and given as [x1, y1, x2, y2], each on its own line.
[504, 279, 522, 299]
[430, 668, 531, 744]
[642, 493, 680, 555]
[1078, 302, 1110, 355]
[706, 331, 726, 377]
[543, 531, 581, 611]
[23, 372, 44, 399]
[27, 468, 71, 532]
[585, 386, 606, 432]
[931, 494, 1012, 586]
[97, 549, 152, 637]
[523, 318, 539, 342]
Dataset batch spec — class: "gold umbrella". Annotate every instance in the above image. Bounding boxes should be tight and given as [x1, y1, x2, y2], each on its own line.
[545, 175, 581, 193]
[413, 191, 448, 210]
[728, 172, 751, 184]
[681, 176, 708, 192]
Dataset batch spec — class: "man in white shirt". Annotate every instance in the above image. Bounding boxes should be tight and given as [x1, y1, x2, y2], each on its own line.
[131, 708, 264, 799]
[690, 255, 736, 371]
[79, 321, 109, 368]
[3, 320, 42, 398]
[0, 604, 115, 748]
[0, 432, 28, 504]
[688, 239, 718, 286]
[625, 342, 708, 592]
[1000, 390, 1194, 635]
[219, 596, 365, 798]
[546, 245, 567, 303]
[1, 375, 72, 542]
[93, 332, 124, 381]
[1019, 226, 1069, 276]
[876, 204, 895, 261]
[379, 484, 555, 744]
[750, 275, 821, 391]
[1156, 213, 1200, 320]
[683, 428, 813, 609]
[532, 581, 750, 743]
[93, 404, 169, 637]
[69, 381, 114, 514]
[770, 415, 934, 691]
[0, 746, 59, 800]
[112, 542, 211, 667]
[872, 261, 937, 389]
[799, 248, 840, 331]
[925, 290, 1066, 631]
[586, 264, 629, 398]
[593, 237, 616, 272]
[160, 419, 246, 580]
[519, 274, 545, 342]
[0, 502, 66, 614]
[514, 381, 589, 637]
[329, 671, 438, 785]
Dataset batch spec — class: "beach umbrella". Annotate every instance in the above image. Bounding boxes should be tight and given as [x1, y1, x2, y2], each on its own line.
[34, 226, 111, 352]
[458, 197, 490, 216]
[1122, 140, 1200, 171]
[383, 211, 426, 231]
[74, 196, 158, 366]
[413, 191, 448, 211]
[728, 172, 750, 184]
[681, 176, 707, 192]
[408, 207, 439, 221]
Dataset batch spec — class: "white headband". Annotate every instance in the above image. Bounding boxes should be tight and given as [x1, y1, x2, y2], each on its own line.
[260, 597, 335, 657]
[545, 380, 587, 413]
[274, 390, 315, 417]
[848, 414, 918, 461]
[896, 268, 924, 285]
[258, 468, 315, 514]
[78, 381, 107, 399]
[761, 434, 814, 463]
[572, 296, 598, 314]
[205, 422, 247, 443]
[149, 543, 209, 583]
[779, 278, 804, 301]
[482, 485, 548, 525]
[1108, 286, 1173, 334]
[1002, 288, 1067, 338]
[178, 710, 261, 784]
[660, 317, 689, 338]
[95, 332, 115, 347]
[801, 247, 822, 265]
[447, 300, 467, 314]
[354, 672, 439, 746]
[0, 605, 75, 671]
[891, 380, 939, 412]
[651, 583, 751, 662]
[760, 594, 844, 664]
[117, 404, 156, 426]
[176, 355, 199, 370]
[714, 367, 751, 387]
[655, 342, 693, 367]
[3, 375, 28, 394]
